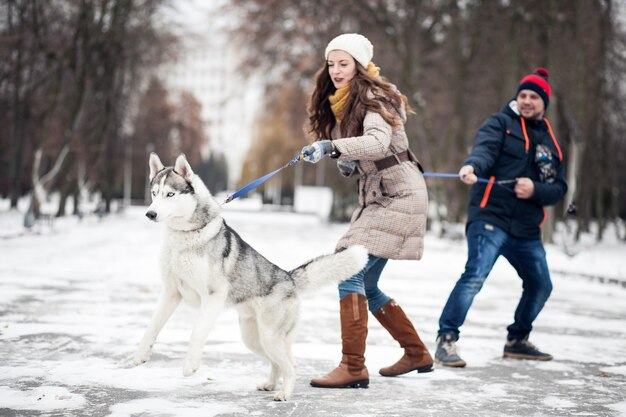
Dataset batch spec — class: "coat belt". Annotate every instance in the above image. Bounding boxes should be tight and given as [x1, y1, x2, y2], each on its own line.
[374, 150, 423, 173]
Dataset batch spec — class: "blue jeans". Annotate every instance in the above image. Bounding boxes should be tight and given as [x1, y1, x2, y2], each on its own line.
[438, 220, 553, 341]
[339, 255, 391, 313]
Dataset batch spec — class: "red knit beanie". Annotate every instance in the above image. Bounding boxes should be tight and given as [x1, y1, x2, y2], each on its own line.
[516, 68, 551, 108]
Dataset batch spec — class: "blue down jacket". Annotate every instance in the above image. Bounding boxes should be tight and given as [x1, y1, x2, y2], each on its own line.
[463, 101, 568, 239]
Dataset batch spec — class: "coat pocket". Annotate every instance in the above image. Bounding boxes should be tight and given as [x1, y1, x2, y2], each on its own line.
[502, 131, 527, 158]
[364, 175, 392, 207]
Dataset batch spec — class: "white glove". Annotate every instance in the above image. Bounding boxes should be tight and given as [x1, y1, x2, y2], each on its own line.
[337, 160, 357, 177]
[301, 140, 334, 163]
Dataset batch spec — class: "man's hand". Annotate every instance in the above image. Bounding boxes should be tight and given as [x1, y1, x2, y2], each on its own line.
[459, 165, 477, 185]
[514, 177, 534, 199]
[301, 140, 334, 163]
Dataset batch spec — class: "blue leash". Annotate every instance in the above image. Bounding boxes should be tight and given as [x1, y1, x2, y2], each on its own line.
[222, 158, 517, 204]
[223, 153, 304, 204]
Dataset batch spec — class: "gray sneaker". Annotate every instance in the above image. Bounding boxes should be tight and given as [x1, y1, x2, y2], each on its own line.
[503, 338, 553, 361]
[435, 333, 467, 368]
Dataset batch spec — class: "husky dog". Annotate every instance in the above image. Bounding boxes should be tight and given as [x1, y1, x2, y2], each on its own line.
[133, 153, 368, 401]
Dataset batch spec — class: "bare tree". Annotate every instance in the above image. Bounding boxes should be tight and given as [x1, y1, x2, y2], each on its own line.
[1, 0, 176, 217]
[128, 77, 176, 200]
[173, 91, 209, 166]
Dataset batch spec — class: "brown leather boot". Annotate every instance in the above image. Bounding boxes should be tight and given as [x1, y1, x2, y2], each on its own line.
[310, 293, 369, 388]
[373, 299, 433, 376]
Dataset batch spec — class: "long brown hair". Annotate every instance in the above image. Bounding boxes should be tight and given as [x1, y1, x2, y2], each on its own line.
[306, 62, 413, 140]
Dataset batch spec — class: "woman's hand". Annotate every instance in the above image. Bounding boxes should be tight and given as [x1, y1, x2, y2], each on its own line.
[301, 140, 334, 163]
[337, 160, 357, 176]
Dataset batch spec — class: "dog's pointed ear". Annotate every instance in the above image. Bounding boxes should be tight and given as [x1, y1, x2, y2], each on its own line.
[175, 154, 194, 182]
[149, 153, 165, 182]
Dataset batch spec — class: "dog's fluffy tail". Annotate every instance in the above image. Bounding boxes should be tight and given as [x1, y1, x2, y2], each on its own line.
[290, 245, 369, 292]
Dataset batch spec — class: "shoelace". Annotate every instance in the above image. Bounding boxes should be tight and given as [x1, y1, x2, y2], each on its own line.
[442, 341, 459, 356]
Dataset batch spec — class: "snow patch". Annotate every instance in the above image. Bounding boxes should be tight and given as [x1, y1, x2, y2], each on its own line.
[108, 398, 245, 417]
[542, 395, 576, 409]
[0, 385, 86, 411]
[600, 365, 626, 376]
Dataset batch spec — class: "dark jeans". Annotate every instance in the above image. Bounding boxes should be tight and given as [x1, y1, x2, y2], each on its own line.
[338, 255, 390, 313]
[438, 220, 553, 341]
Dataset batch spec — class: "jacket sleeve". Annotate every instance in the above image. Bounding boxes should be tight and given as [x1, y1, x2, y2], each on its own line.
[331, 110, 393, 160]
[530, 160, 568, 206]
[463, 114, 505, 177]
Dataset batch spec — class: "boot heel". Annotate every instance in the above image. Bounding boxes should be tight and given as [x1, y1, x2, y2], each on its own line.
[416, 364, 434, 373]
[347, 379, 369, 388]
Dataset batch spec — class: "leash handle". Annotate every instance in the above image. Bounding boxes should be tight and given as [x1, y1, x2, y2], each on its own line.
[422, 172, 516, 185]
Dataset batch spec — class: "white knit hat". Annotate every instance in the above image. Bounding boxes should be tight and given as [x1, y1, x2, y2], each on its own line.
[324, 33, 373, 69]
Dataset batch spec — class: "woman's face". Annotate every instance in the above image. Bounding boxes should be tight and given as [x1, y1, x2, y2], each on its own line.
[327, 50, 357, 89]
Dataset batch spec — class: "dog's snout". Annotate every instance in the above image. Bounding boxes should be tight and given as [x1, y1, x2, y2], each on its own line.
[146, 211, 157, 221]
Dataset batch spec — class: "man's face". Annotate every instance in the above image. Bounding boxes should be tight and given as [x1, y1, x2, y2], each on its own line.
[516, 89, 545, 120]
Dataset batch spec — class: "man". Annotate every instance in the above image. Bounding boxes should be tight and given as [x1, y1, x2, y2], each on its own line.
[435, 68, 568, 367]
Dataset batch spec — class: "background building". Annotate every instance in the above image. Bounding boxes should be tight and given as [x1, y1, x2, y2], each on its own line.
[161, 1, 263, 188]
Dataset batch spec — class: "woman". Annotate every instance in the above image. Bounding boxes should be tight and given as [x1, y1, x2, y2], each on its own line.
[301, 33, 433, 389]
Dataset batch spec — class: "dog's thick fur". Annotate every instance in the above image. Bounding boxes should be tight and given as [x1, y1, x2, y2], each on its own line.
[133, 153, 368, 401]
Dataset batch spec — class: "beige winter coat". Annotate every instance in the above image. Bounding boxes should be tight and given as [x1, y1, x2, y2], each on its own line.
[332, 100, 428, 260]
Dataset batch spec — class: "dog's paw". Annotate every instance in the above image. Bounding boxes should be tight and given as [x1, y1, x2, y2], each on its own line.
[273, 391, 289, 401]
[256, 382, 275, 391]
[133, 349, 151, 366]
[182, 357, 200, 377]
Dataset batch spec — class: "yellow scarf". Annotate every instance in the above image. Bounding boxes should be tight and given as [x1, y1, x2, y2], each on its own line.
[329, 62, 381, 122]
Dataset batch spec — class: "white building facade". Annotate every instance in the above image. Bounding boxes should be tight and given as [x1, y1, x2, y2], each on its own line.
[161, 2, 263, 187]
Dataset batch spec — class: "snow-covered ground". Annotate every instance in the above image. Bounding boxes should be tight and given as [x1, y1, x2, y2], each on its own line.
[0, 204, 625, 416]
